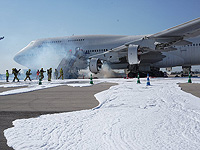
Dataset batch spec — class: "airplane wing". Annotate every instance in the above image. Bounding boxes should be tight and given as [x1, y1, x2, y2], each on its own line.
[90, 18, 200, 64]
[149, 17, 200, 40]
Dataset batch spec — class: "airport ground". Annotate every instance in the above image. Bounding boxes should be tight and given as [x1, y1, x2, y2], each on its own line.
[0, 82, 116, 150]
[179, 83, 200, 98]
[0, 81, 200, 149]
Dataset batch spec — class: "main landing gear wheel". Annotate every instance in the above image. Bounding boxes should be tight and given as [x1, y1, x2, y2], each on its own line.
[128, 72, 136, 78]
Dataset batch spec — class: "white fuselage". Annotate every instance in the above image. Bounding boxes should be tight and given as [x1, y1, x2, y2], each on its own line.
[14, 35, 200, 70]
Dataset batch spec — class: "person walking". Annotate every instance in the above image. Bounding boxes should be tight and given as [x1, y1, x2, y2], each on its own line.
[24, 69, 32, 81]
[36, 70, 40, 79]
[47, 68, 52, 81]
[54, 69, 58, 79]
[58, 68, 64, 80]
[6, 70, 9, 82]
[12, 68, 21, 82]
[40, 68, 46, 81]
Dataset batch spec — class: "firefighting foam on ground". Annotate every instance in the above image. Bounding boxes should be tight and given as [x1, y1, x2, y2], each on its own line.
[0, 77, 200, 150]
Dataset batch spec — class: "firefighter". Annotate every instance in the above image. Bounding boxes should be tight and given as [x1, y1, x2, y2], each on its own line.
[24, 69, 32, 81]
[58, 68, 64, 80]
[6, 70, 9, 82]
[40, 68, 46, 81]
[47, 68, 52, 81]
[54, 69, 58, 79]
[36, 70, 40, 79]
[12, 68, 21, 82]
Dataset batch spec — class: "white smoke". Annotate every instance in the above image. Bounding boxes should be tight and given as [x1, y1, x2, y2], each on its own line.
[32, 44, 66, 70]
[98, 64, 115, 78]
[23, 43, 87, 79]
[79, 63, 121, 79]
[21, 42, 123, 79]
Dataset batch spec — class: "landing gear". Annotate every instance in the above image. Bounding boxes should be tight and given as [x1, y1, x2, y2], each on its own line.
[127, 64, 139, 78]
[181, 66, 191, 77]
[149, 67, 164, 77]
[128, 72, 137, 78]
[127, 65, 165, 78]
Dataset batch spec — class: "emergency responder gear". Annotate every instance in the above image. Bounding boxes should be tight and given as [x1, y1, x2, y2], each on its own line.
[54, 69, 58, 79]
[12, 68, 21, 82]
[47, 68, 52, 81]
[24, 69, 32, 81]
[6, 70, 9, 82]
[40, 68, 46, 81]
[58, 68, 64, 80]
[36, 70, 40, 79]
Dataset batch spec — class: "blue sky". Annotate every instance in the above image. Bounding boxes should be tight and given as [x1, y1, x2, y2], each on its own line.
[0, 0, 200, 73]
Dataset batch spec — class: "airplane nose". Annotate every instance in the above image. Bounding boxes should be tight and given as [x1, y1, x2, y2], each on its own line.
[14, 47, 28, 65]
[14, 53, 22, 64]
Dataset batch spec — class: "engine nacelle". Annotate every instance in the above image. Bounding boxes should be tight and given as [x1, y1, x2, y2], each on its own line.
[128, 45, 140, 65]
[89, 58, 102, 74]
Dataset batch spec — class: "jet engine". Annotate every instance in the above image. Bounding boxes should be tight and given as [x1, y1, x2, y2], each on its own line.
[128, 45, 140, 64]
[127, 45, 140, 78]
[89, 58, 102, 74]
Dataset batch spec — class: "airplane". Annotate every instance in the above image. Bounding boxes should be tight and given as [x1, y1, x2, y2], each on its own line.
[14, 17, 200, 78]
[0, 36, 4, 40]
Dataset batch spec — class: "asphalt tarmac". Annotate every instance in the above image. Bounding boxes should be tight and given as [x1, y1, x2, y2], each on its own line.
[0, 82, 116, 150]
[0, 82, 200, 150]
[179, 83, 200, 98]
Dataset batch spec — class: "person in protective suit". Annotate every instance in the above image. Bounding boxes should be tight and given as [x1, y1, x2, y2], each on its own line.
[40, 68, 46, 81]
[24, 69, 32, 81]
[54, 69, 58, 79]
[12, 68, 21, 82]
[6, 70, 9, 82]
[36, 70, 40, 79]
[47, 68, 52, 81]
[58, 68, 64, 80]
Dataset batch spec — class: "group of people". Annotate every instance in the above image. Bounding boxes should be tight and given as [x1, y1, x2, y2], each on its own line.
[5, 68, 64, 82]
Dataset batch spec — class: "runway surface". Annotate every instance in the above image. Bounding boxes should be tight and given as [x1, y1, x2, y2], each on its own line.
[1, 81, 200, 150]
[0, 82, 116, 150]
[179, 83, 200, 98]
